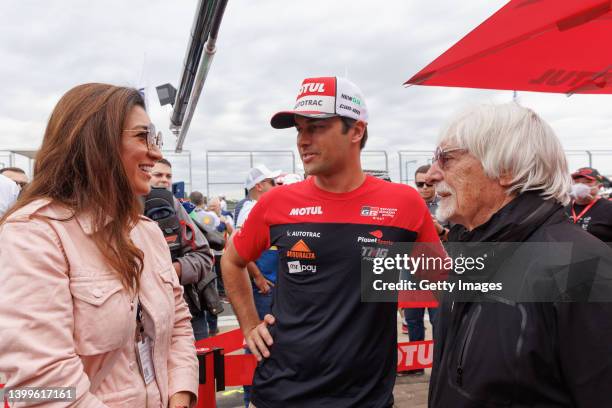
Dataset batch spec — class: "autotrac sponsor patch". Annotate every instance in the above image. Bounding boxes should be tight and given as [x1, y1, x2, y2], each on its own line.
[286, 230, 321, 238]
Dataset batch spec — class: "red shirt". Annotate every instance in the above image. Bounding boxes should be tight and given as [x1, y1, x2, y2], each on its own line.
[233, 175, 441, 407]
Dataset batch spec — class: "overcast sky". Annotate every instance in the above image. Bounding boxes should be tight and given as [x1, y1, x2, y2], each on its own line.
[1, 1, 611, 198]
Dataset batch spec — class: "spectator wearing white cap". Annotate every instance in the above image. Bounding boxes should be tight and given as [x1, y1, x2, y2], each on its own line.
[235, 165, 281, 227]
[235, 165, 282, 297]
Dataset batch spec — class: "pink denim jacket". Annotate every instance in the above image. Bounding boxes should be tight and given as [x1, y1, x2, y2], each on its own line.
[0, 199, 198, 407]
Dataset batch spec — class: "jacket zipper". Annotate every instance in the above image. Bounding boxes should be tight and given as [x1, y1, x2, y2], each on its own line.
[456, 304, 481, 386]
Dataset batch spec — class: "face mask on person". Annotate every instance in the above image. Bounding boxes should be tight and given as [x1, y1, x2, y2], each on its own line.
[570, 183, 594, 200]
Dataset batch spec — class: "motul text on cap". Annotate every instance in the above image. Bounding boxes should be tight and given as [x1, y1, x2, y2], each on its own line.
[271, 76, 368, 129]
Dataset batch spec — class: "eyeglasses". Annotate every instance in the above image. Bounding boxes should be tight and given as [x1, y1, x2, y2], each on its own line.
[415, 181, 434, 188]
[123, 123, 163, 150]
[433, 146, 465, 168]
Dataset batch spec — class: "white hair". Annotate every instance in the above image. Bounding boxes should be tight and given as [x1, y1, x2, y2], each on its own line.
[439, 102, 571, 206]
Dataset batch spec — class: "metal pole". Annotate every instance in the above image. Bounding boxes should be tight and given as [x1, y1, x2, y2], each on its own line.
[175, 0, 228, 152]
[398, 152, 403, 184]
[176, 36, 217, 153]
[586, 150, 593, 167]
[405, 160, 417, 184]
[188, 151, 193, 194]
[291, 151, 296, 173]
[383, 151, 388, 173]
[206, 151, 210, 198]
[170, 0, 214, 131]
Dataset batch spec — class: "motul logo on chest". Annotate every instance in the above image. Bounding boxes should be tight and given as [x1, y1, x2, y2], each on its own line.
[289, 206, 323, 216]
[298, 82, 326, 96]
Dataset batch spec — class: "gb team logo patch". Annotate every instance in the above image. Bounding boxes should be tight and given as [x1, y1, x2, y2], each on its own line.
[360, 206, 398, 220]
[361, 206, 378, 216]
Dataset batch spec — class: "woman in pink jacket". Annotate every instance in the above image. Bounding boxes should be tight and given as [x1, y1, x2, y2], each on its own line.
[0, 83, 198, 407]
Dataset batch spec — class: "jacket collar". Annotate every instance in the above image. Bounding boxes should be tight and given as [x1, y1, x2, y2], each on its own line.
[23, 198, 120, 235]
[451, 191, 564, 243]
[75, 212, 99, 235]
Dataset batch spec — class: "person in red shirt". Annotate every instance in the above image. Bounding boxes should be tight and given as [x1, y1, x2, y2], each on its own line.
[222, 76, 441, 408]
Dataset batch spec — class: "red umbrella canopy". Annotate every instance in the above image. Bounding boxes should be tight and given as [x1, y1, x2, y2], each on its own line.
[405, 0, 612, 94]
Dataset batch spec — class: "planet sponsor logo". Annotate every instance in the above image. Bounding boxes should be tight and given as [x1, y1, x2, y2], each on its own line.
[357, 230, 394, 245]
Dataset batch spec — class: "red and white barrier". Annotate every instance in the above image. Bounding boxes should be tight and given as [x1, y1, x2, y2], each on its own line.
[194, 326, 436, 407]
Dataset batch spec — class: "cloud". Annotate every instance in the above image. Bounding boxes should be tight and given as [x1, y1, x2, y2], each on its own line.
[2, 0, 611, 198]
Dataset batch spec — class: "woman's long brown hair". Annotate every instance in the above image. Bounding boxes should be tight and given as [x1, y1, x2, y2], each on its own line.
[2, 83, 145, 292]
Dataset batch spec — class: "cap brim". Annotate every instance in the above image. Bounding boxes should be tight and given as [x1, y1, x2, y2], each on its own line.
[572, 173, 596, 180]
[270, 111, 337, 129]
[267, 170, 282, 179]
[247, 170, 283, 189]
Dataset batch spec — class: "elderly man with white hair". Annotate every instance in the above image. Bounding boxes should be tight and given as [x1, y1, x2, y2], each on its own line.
[427, 103, 612, 408]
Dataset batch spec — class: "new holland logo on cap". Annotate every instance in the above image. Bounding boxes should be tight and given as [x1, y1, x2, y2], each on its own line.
[270, 76, 369, 129]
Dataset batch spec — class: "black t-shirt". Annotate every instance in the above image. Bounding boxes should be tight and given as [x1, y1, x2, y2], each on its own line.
[233, 175, 441, 408]
[565, 198, 612, 246]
